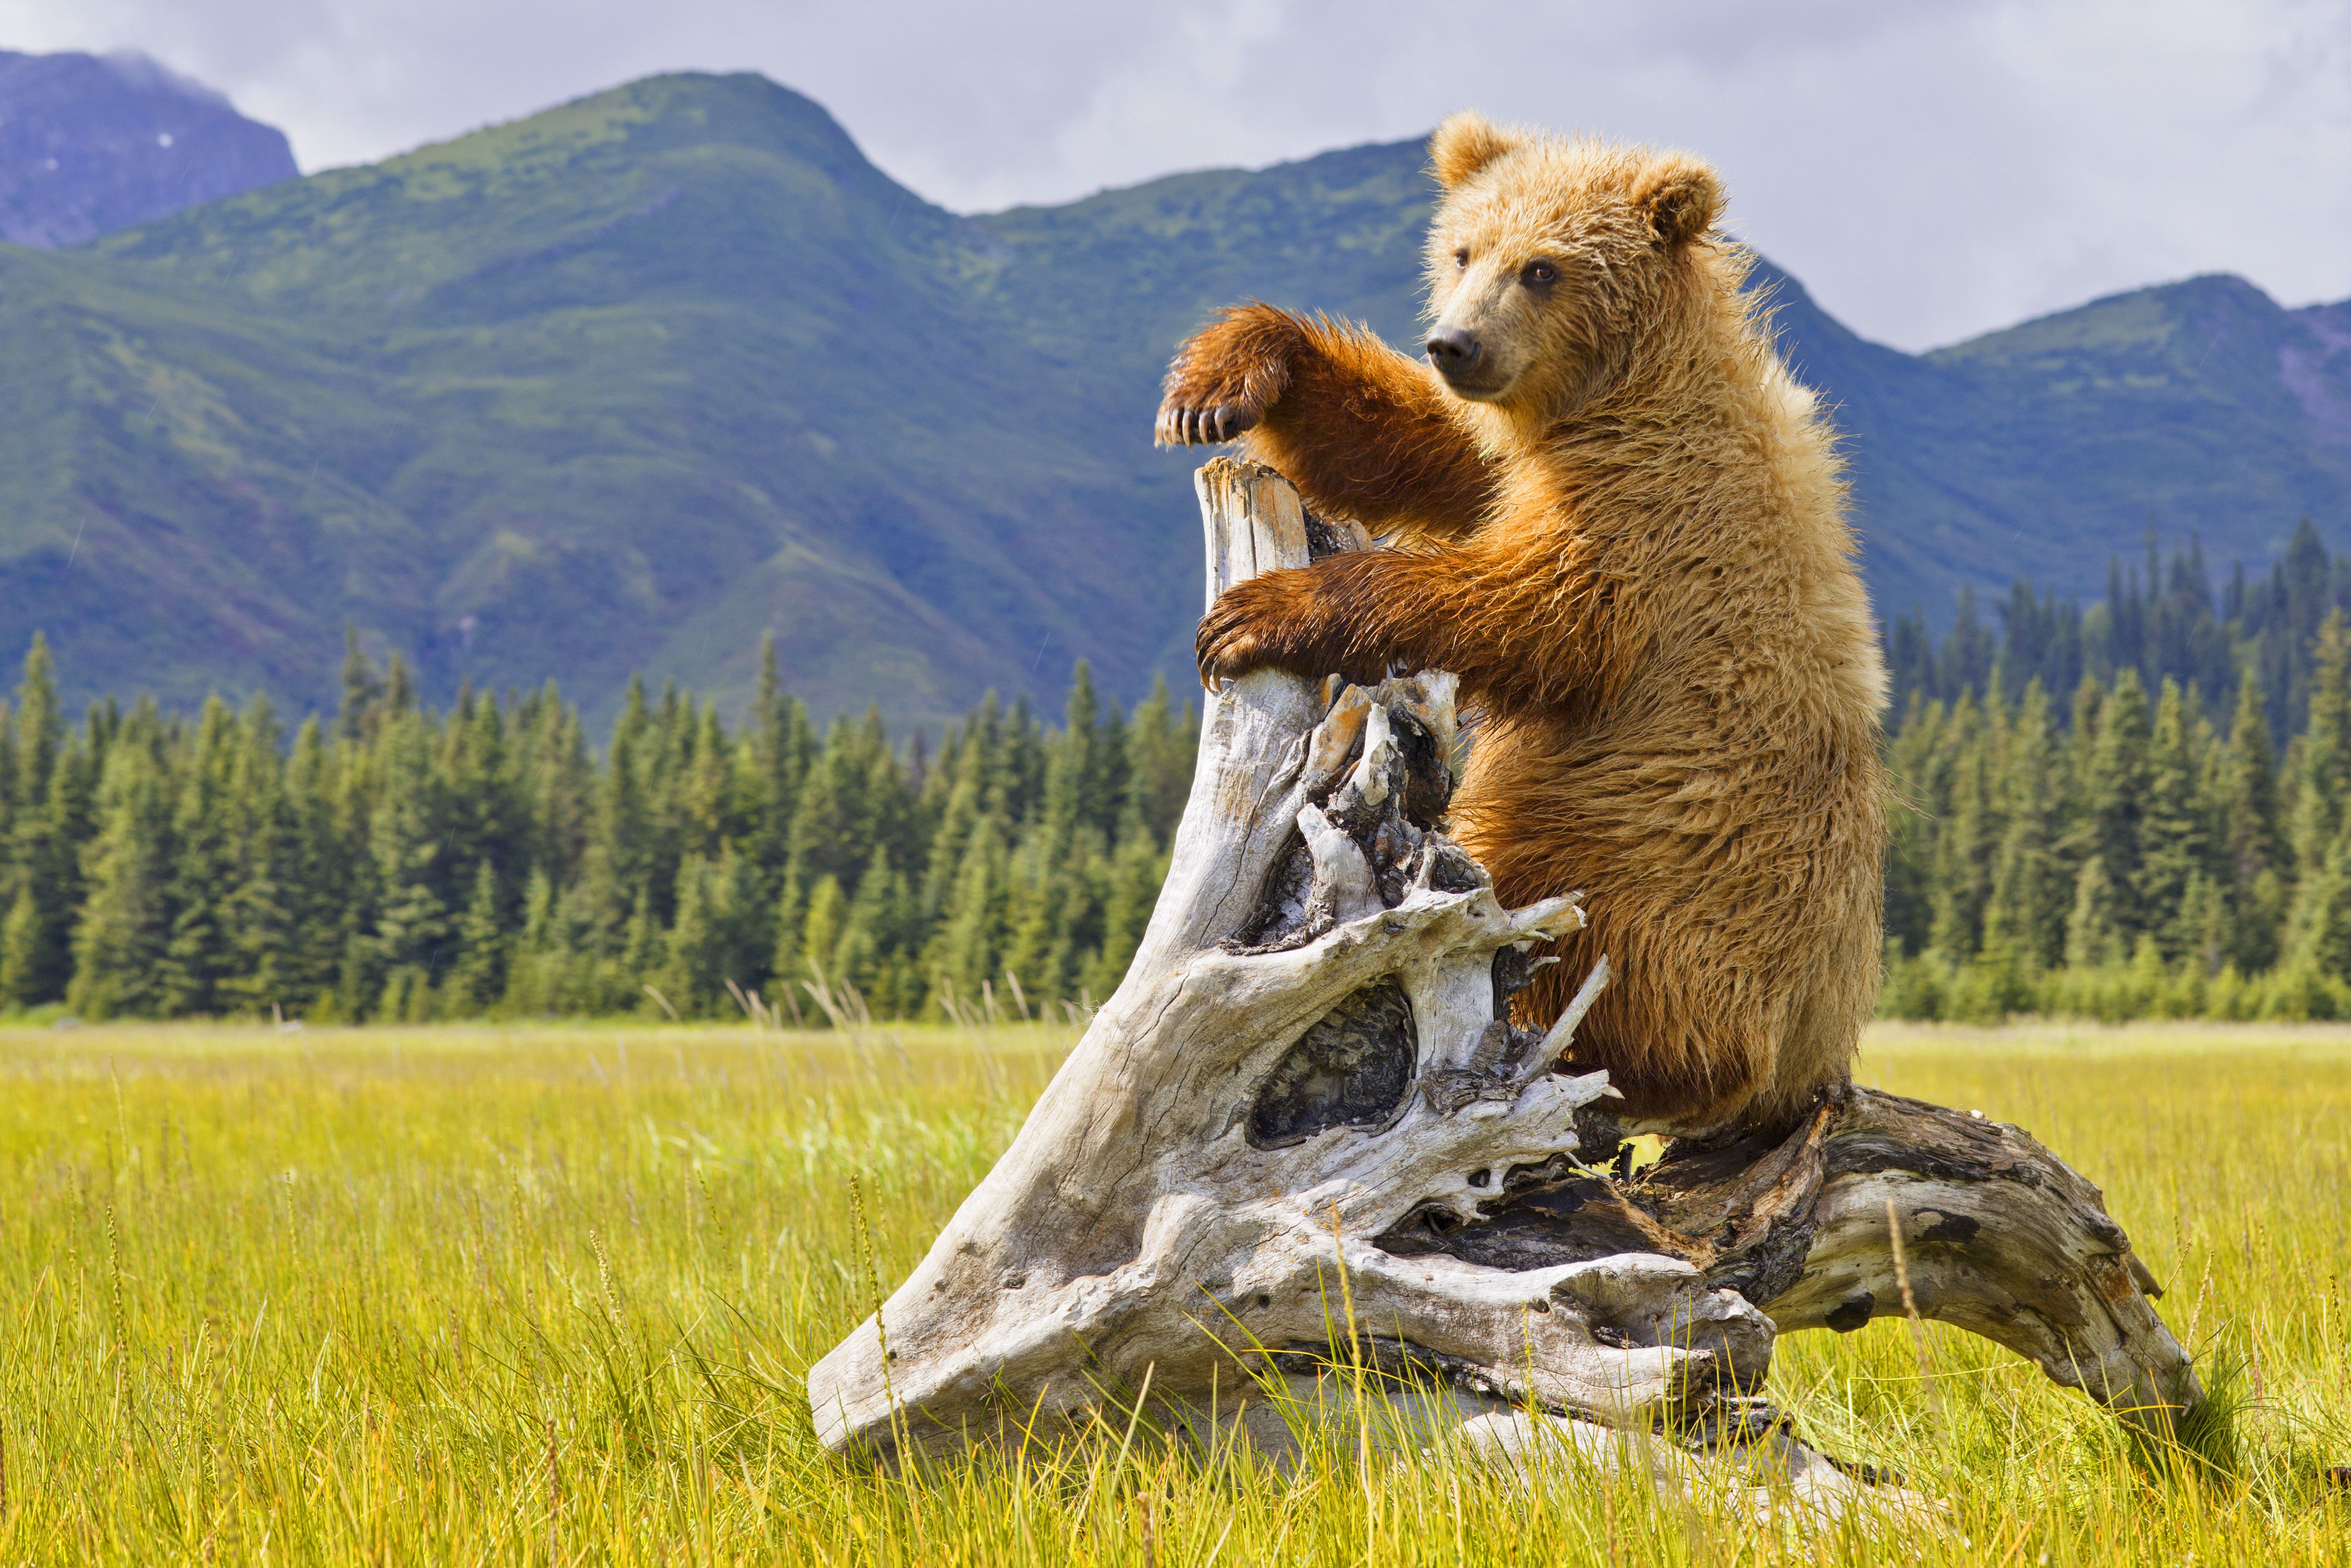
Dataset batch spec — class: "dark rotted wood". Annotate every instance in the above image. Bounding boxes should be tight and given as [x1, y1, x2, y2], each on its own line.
[1374, 1169, 1682, 1271]
[1300, 509, 1357, 560]
[1385, 705, 1453, 831]
[1227, 832, 1322, 951]
[1225, 644, 1457, 954]
[1369, 1078, 2200, 1433]
[1378, 1090, 1835, 1302]
[1246, 976, 1419, 1149]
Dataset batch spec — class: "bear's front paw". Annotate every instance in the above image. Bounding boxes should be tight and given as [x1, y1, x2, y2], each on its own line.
[1195, 580, 1302, 689]
[1154, 304, 1303, 448]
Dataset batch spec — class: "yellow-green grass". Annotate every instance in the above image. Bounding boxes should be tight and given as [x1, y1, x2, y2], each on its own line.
[2, 1016, 2349, 1564]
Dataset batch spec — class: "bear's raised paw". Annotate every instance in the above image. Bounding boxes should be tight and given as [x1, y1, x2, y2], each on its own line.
[1154, 303, 1309, 448]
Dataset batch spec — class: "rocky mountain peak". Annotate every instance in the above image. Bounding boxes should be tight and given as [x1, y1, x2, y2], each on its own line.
[0, 49, 297, 248]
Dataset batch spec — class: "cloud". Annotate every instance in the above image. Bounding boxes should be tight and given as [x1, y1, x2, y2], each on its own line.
[2, 0, 2343, 348]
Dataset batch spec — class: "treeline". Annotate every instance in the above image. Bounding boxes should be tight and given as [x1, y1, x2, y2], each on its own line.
[0, 634, 1197, 1023]
[1885, 520, 2351, 1020]
[12, 515, 2351, 1030]
[1885, 519, 2351, 739]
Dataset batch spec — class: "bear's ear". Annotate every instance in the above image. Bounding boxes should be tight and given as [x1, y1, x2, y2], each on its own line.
[1429, 112, 1521, 189]
[1633, 158, 1723, 247]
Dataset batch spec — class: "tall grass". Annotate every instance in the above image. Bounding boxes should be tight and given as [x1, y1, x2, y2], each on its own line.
[1, 1017, 2348, 1563]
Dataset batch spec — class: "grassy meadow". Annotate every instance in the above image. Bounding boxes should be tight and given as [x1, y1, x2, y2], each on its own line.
[2, 1015, 2350, 1564]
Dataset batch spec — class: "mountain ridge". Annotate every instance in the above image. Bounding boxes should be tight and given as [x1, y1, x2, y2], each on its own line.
[0, 70, 2341, 728]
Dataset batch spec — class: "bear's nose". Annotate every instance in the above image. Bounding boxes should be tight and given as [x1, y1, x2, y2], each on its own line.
[1425, 327, 1482, 372]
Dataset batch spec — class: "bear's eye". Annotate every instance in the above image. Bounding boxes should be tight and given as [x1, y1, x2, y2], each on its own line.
[1522, 260, 1558, 287]
[1453, 248, 1469, 269]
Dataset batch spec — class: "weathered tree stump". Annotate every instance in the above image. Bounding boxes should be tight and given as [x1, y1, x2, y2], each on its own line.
[806, 461, 2204, 1508]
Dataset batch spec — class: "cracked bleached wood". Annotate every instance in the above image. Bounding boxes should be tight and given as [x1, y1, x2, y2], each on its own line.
[804, 458, 2206, 1498]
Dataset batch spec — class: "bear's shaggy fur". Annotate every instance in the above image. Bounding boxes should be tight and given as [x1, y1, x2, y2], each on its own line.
[1156, 114, 1886, 1131]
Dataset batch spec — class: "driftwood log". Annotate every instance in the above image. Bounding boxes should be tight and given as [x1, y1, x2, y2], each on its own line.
[806, 460, 2204, 1505]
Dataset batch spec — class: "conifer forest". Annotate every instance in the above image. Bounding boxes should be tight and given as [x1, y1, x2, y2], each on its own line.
[0, 634, 1196, 1026]
[7, 521, 2351, 1029]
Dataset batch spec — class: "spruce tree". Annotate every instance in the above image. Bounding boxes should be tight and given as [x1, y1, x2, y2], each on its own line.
[337, 626, 385, 741]
[619, 885, 662, 1004]
[1926, 694, 1994, 963]
[2076, 668, 2153, 946]
[0, 637, 71, 1004]
[930, 820, 1009, 1012]
[440, 688, 517, 892]
[1880, 696, 1949, 956]
[2177, 870, 2229, 980]
[281, 716, 352, 1009]
[448, 859, 508, 1013]
[658, 854, 723, 1016]
[67, 707, 175, 1018]
[799, 874, 846, 999]
[1982, 681, 2065, 970]
[504, 867, 577, 1017]
[714, 843, 771, 1005]
[790, 715, 876, 896]
[747, 638, 814, 881]
[1123, 676, 1195, 847]
[2219, 665, 2291, 973]
[2292, 610, 2351, 873]
[679, 701, 735, 861]
[383, 654, 418, 719]
[834, 847, 916, 1014]
[1049, 662, 1112, 843]
[159, 697, 239, 1015]
[368, 709, 453, 1011]
[518, 686, 594, 890]
[1937, 583, 1995, 700]
[2279, 834, 2351, 1012]
[10, 635, 59, 813]
[579, 681, 655, 950]
[656, 843, 768, 1017]
[0, 886, 44, 1009]
[2280, 612, 2351, 990]
[2063, 855, 2125, 970]
[2135, 679, 2208, 963]
[917, 728, 986, 929]
[1002, 852, 1085, 1005]
[1083, 826, 1165, 1002]
[766, 860, 806, 1019]
[221, 697, 298, 1013]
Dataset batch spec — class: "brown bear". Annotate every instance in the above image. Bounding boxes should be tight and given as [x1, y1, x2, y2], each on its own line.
[1156, 114, 1887, 1133]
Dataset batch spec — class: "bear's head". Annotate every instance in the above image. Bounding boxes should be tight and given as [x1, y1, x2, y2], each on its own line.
[1422, 113, 1725, 420]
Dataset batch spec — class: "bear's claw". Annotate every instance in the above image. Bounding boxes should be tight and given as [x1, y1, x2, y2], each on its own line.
[1196, 579, 1292, 688]
[1156, 403, 1260, 447]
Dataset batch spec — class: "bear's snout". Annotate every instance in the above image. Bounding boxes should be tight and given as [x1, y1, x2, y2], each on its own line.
[1425, 325, 1483, 382]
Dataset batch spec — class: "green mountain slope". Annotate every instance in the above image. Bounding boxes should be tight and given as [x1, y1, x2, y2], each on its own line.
[1751, 264, 2351, 622]
[0, 71, 2343, 725]
[6, 76, 1201, 726]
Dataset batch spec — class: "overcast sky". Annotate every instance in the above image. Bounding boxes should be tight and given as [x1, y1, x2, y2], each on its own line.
[3, 0, 2345, 350]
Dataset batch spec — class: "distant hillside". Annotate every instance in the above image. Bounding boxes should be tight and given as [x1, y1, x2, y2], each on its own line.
[0, 50, 296, 247]
[1764, 265, 2351, 620]
[0, 71, 2341, 727]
